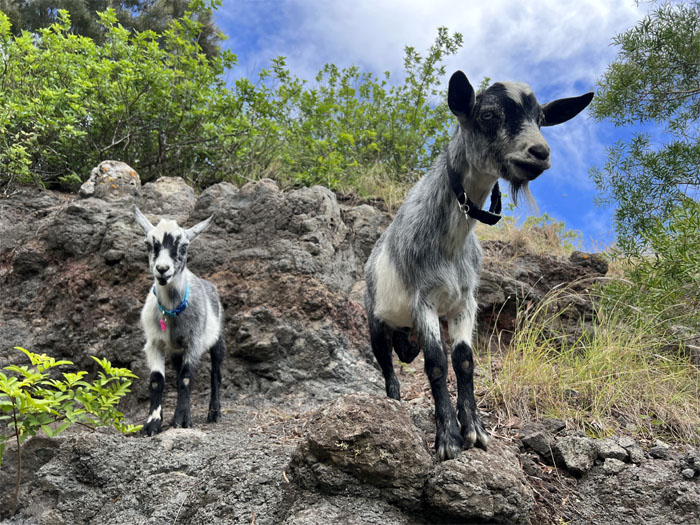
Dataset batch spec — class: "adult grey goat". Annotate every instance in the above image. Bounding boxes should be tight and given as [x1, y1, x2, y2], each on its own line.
[134, 207, 225, 436]
[365, 71, 593, 460]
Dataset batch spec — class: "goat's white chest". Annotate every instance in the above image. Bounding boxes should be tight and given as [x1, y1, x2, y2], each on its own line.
[373, 247, 469, 328]
[141, 298, 182, 353]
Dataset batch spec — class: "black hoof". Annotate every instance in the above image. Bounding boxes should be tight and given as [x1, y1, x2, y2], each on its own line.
[387, 376, 401, 401]
[459, 408, 490, 450]
[171, 412, 192, 428]
[436, 420, 464, 460]
[207, 408, 221, 423]
[141, 418, 162, 436]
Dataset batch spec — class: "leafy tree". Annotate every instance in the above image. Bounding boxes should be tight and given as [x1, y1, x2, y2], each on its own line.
[252, 27, 463, 188]
[0, 4, 464, 193]
[601, 199, 700, 333]
[0, 0, 221, 57]
[590, 0, 700, 255]
[0, 7, 242, 188]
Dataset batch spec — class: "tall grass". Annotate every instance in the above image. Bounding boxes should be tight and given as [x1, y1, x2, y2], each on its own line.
[482, 283, 700, 444]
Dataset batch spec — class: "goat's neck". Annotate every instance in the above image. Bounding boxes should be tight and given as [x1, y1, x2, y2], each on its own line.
[448, 147, 499, 221]
[153, 270, 189, 310]
[448, 132, 499, 205]
[439, 147, 500, 256]
[462, 165, 498, 211]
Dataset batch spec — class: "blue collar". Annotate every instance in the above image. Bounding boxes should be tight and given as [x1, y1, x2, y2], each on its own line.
[153, 282, 190, 317]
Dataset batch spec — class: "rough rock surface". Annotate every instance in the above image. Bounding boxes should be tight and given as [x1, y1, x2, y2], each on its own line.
[423, 440, 534, 523]
[78, 160, 141, 201]
[2, 167, 698, 524]
[289, 393, 433, 509]
[0, 175, 382, 410]
[596, 438, 629, 462]
[477, 241, 607, 345]
[553, 435, 598, 476]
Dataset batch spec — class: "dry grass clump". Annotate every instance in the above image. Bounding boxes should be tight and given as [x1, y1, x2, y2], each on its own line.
[336, 166, 412, 212]
[476, 213, 583, 258]
[481, 284, 700, 444]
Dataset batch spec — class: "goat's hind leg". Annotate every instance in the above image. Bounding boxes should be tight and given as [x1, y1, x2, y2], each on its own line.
[171, 352, 194, 428]
[415, 303, 463, 460]
[207, 336, 224, 423]
[393, 329, 420, 364]
[369, 313, 400, 400]
[449, 304, 489, 450]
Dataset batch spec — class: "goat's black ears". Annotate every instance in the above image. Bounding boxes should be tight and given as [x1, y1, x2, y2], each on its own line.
[541, 92, 594, 127]
[185, 215, 214, 241]
[134, 206, 155, 234]
[448, 71, 476, 123]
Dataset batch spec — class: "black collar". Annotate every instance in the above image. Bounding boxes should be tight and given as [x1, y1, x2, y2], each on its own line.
[446, 159, 502, 226]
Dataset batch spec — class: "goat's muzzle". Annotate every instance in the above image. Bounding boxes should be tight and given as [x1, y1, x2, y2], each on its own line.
[512, 159, 550, 181]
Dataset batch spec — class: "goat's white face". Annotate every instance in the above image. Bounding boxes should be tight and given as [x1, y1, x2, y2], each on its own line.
[448, 71, 593, 201]
[134, 208, 213, 286]
[145, 220, 189, 285]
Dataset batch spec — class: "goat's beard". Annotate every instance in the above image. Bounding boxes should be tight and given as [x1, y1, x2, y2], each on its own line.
[509, 180, 539, 213]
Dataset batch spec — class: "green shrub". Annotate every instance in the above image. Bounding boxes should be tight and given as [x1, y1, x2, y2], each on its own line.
[0, 6, 244, 189]
[0, 347, 140, 514]
[0, 4, 463, 195]
[274, 27, 463, 189]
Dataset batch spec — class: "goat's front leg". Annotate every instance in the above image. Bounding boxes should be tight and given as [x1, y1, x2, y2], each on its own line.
[449, 297, 489, 450]
[142, 342, 165, 436]
[171, 352, 193, 428]
[414, 301, 462, 460]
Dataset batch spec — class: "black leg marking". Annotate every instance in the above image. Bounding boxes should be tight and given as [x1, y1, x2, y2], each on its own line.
[142, 371, 164, 436]
[422, 335, 463, 460]
[207, 336, 224, 423]
[172, 362, 193, 428]
[393, 330, 420, 364]
[369, 315, 400, 400]
[452, 342, 489, 450]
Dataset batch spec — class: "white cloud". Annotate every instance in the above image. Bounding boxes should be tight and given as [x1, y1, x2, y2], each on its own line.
[218, 0, 647, 93]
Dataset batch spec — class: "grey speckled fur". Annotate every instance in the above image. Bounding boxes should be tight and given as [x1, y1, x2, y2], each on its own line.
[365, 71, 593, 461]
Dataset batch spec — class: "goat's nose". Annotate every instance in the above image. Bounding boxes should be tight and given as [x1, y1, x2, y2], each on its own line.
[156, 264, 170, 275]
[528, 144, 550, 161]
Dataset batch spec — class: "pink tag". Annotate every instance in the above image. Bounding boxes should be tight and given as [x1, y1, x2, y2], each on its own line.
[160, 319, 167, 331]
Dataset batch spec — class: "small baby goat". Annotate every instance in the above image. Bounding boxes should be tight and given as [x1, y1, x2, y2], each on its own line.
[134, 207, 225, 436]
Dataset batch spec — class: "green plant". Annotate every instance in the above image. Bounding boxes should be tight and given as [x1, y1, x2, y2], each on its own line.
[0, 347, 140, 514]
[0, 0, 223, 59]
[590, 0, 700, 255]
[602, 199, 700, 333]
[248, 26, 463, 191]
[0, 6, 242, 189]
[522, 213, 582, 253]
[0, 3, 464, 197]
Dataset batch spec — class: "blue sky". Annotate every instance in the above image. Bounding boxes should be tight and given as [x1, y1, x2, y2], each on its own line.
[213, 0, 655, 250]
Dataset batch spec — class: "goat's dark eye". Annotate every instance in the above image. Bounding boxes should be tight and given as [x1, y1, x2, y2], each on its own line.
[145, 241, 152, 252]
